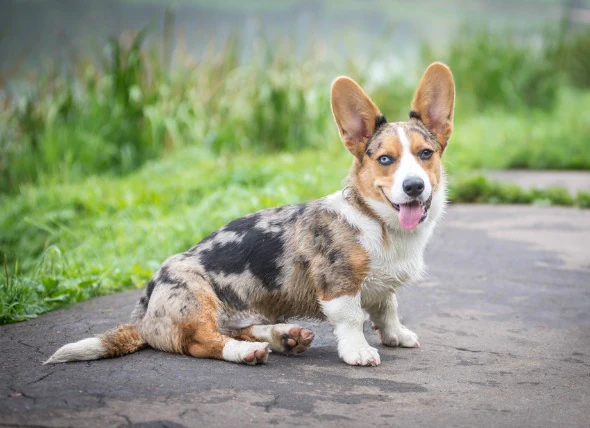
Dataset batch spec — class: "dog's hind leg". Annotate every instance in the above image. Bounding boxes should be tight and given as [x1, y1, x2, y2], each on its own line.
[232, 324, 314, 355]
[178, 316, 270, 365]
[177, 298, 270, 365]
[142, 274, 270, 365]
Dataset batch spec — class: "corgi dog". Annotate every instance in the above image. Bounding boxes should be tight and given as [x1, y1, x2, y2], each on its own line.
[45, 63, 455, 367]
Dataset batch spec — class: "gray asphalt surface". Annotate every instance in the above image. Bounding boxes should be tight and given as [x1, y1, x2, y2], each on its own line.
[1, 205, 589, 427]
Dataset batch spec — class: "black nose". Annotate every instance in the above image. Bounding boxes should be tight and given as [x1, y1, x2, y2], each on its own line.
[402, 177, 425, 197]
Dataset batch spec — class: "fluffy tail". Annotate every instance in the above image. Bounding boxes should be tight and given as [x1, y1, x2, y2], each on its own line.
[44, 323, 146, 364]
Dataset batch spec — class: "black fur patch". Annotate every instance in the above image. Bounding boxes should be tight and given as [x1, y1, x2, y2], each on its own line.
[374, 114, 388, 132]
[328, 249, 341, 264]
[151, 265, 189, 296]
[365, 115, 388, 157]
[199, 221, 285, 291]
[409, 110, 421, 120]
[139, 295, 149, 309]
[209, 278, 249, 311]
[146, 279, 156, 298]
[158, 265, 174, 284]
[224, 212, 261, 234]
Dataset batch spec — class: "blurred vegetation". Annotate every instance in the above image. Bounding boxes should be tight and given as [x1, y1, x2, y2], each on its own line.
[423, 27, 559, 111]
[1, 21, 590, 323]
[2, 25, 590, 193]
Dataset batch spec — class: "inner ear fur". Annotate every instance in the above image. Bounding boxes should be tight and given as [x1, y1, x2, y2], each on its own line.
[331, 77, 383, 159]
[410, 62, 455, 150]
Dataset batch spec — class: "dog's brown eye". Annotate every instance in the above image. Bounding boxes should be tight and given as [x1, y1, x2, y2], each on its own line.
[419, 149, 433, 160]
[378, 155, 394, 166]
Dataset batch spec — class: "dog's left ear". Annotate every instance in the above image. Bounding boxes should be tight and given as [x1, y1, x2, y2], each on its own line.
[331, 77, 383, 159]
[410, 62, 455, 151]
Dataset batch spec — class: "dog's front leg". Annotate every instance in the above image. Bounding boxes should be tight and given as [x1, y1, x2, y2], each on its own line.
[321, 293, 380, 366]
[368, 292, 420, 348]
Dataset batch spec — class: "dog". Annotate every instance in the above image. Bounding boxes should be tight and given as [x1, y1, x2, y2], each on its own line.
[45, 62, 455, 367]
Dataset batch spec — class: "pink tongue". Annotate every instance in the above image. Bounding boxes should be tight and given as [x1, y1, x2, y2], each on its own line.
[399, 202, 424, 230]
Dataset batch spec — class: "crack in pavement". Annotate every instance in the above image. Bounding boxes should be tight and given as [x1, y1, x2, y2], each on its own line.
[424, 341, 517, 357]
[26, 369, 58, 385]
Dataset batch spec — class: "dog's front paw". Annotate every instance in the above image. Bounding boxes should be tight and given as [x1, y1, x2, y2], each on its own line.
[381, 326, 420, 348]
[397, 326, 420, 348]
[340, 346, 381, 366]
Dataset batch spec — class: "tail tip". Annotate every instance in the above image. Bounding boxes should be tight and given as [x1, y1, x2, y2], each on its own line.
[42, 355, 63, 365]
[42, 337, 105, 365]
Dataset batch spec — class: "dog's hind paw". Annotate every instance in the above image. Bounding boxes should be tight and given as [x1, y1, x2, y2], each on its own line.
[223, 340, 270, 365]
[277, 325, 315, 354]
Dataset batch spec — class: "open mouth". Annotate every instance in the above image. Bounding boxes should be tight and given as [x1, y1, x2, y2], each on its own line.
[380, 188, 432, 231]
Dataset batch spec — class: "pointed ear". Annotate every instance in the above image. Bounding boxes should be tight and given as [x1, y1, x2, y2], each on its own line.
[410, 62, 455, 150]
[331, 77, 383, 158]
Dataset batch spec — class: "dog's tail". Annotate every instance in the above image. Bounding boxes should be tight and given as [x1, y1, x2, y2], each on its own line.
[43, 323, 146, 364]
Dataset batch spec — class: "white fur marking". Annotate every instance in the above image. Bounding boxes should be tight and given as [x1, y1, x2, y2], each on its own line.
[222, 339, 269, 365]
[391, 127, 432, 204]
[250, 324, 274, 342]
[321, 294, 380, 366]
[369, 293, 420, 348]
[44, 337, 105, 364]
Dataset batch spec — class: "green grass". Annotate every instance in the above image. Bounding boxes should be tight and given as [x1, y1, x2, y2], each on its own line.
[446, 89, 590, 170]
[450, 175, 590, 207]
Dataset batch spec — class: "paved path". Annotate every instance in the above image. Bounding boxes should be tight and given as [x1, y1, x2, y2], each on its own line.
[1, 205, 589, 428]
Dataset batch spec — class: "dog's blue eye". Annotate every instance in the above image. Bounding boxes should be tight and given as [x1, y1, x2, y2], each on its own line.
[419, 149, 434, 160]
[378, 155, 394, 166]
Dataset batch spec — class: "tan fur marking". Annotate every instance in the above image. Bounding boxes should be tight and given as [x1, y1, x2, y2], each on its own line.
[347, 129, 405, 217]
[348, 245, 370, 289]
[175, 290, 228, 359]
[101, 324, 146, 358]
[318, 241, 370, 301]
[234, 326, 258, 342]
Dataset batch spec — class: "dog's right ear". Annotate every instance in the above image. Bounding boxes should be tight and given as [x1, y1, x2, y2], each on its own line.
[331, 77, 384, 159]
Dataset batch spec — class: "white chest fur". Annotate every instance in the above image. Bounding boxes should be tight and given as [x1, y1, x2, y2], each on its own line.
[325, 188, 445, 305]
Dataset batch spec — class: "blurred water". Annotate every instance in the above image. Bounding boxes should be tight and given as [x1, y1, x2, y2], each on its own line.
[0, 0, 588, 77]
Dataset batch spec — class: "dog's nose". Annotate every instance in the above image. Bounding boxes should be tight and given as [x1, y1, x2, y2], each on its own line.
[402, 177, 425, 197]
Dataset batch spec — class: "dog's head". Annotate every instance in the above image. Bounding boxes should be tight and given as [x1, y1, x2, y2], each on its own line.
[331, 63, 455, 231]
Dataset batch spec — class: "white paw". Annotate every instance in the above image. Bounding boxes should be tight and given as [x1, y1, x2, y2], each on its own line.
[242, 342, 270, 365]
[340, 346, 381, 366]
[223, 341, 270, 365]
[381, 326, 420, 348]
